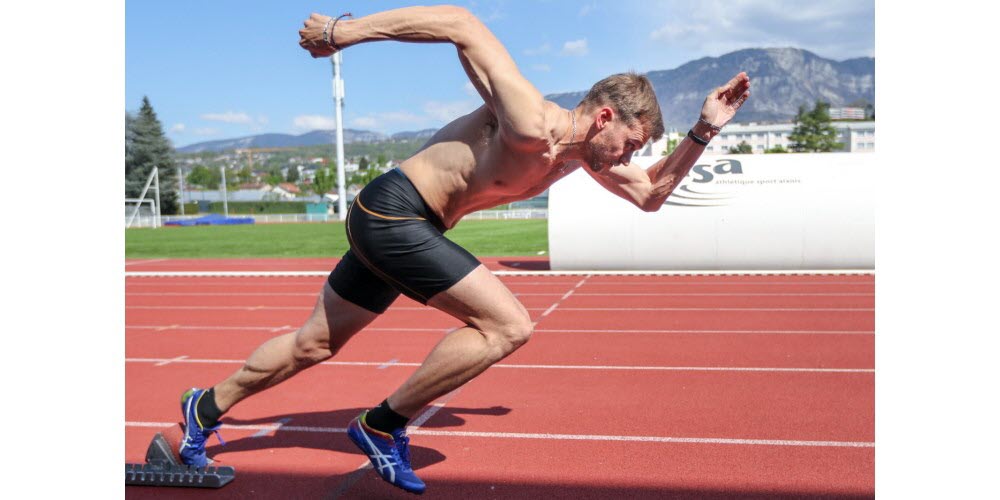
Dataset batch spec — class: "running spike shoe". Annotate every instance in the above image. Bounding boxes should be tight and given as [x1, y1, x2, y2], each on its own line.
[347, 411, 426, 494]
[178, 387, 225, 467]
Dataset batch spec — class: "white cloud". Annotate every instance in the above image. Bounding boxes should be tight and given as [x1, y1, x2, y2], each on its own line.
[193, 128, 220, 136]
[579, 2, 597, 16]
[349, 110, 427, 131]
[380, 111, 425, 124]
[531, 63, 552, 72]
[647, 0, 873, 60]
[170, 123, 186, 133]
[524, 43, 551, 56]
[423, 100, 479, 122]
[326, 100, 481, 133]
[293, 114, 336, 131]
[200, 111, 254, 124]
[561, 39, 589, 56]
[352, 116, 378, 129]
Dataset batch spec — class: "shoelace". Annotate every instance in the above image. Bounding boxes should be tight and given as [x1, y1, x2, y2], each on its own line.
[394, 434, 411, 469]
[200, 426, 226, 447]
[211, 429, 227, 446]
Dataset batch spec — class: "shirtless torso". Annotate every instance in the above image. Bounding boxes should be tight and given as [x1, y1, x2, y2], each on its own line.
[400, 101, 579, 228]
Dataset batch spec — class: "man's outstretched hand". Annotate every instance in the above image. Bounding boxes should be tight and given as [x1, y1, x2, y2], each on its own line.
[700, 72, 751, 128]
[298, 13, 337, 58]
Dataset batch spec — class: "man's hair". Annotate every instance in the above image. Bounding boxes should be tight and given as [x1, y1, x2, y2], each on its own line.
[579, 72, 664, 141]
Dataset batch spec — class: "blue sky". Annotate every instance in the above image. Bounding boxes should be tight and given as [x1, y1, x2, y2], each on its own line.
[126, 0, 874, 148]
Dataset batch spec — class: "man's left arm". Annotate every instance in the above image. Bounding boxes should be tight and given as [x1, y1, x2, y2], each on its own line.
[590, 72, 750, 212]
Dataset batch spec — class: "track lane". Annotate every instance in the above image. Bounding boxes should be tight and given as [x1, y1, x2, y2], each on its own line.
[124, 262, 874, 498]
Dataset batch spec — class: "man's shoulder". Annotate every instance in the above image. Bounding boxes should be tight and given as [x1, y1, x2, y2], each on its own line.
[491, 101, 562, 153]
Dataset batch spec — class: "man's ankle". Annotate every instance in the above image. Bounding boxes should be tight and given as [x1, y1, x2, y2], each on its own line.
[364, 399, 410, 434]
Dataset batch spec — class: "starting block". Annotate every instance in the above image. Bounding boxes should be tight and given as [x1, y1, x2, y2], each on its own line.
[125, 429, 235, 488]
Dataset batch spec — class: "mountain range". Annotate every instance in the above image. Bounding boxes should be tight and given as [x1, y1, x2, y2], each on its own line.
[176, 48, 873, 154]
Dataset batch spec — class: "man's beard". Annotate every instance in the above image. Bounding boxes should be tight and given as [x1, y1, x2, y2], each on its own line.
[586, 141, 612, 172]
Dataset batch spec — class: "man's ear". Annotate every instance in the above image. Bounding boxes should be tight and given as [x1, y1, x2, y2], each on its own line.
[595, 107, 614, 130]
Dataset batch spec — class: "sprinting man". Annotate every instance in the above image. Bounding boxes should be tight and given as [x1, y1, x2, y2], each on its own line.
[177, 5, 750, 494]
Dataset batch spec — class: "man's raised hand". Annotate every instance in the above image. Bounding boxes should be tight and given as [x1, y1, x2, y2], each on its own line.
[700, 72, 751, 128]
[298, 13, 337, 59]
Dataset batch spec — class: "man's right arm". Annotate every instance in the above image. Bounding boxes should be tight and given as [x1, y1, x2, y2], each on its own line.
[299, 6, 547, 147]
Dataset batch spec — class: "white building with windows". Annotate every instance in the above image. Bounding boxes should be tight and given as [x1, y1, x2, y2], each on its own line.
[633, 121, 876, 159]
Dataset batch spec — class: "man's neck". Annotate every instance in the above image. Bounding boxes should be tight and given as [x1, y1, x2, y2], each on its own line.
[554, 108, 587, 164]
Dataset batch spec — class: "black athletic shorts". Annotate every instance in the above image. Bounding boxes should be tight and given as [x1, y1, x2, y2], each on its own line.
[327, 168, 481, 313]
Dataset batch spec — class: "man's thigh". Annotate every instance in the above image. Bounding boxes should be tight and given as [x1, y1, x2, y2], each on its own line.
[426, 264, 530, 331]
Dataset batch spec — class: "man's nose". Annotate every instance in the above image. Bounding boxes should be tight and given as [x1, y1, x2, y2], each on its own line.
[621, 150, 633, 166]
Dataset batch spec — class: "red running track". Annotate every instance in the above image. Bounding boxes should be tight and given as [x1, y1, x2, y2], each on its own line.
[125, 258, 874, 499]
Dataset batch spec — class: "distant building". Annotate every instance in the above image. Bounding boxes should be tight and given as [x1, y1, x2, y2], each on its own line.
[636, 121, 876, 157]
[829, 107, 866, 120]
[184, 188, 278, 202]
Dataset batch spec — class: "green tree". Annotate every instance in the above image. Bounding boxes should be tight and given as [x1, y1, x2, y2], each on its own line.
[126, 96, 179, 213]
[349, 167, 382, 187]
[237, 165, 253, 185]
[125, 112, 137, 169]
[727, 141, 753, 154]
[788, 101, 843, 152]
[286, 166, 300, 183]
[187, 165, 221, 188]
[765, 145, 789, 154]
[376, 154, 387, 168]
[311, 168, 337, 198]
[359, 156, 370, 170]
[661, 136, 679, 156]
[265, 167, 284, 186]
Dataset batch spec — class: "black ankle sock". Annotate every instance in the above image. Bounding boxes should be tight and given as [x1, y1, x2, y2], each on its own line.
[196, 388, 224, 428]
[365, 399, 409, 433]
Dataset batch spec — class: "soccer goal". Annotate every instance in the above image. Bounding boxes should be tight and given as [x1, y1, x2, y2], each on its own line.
[126, 167, 161, 228]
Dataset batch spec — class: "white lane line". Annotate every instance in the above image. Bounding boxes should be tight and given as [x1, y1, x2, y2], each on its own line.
[125, 259, 170, 267]
[125, 270, 874, 278]
[127, 292, 317, 297]
[125, 305, 874, 312]
[125, 421, 872, 448]
[537, 328, 873, 335]
[535, 275, 591, 325]
[154, 355, 188, 367]
[518, 292, 875, 297]
[124, 357, 873, 374]
[125, 291, 874, 297]
[251, 417, 292, 438]
[409, 389, 462, 430]
[126, 325, 875, 335]
[124, 278, 872, 286]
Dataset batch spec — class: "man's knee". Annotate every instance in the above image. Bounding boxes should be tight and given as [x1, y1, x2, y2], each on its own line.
[489, 315, 534, 355]
[292, 324, 335, 367]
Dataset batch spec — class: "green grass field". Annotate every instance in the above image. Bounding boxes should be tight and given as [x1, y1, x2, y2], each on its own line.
[125, 219, 548, 258]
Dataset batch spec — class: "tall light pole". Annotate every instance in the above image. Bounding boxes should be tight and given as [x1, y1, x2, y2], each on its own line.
[331, 51, 347, 220]
[177, 167, 185, 216]
[220, 165, 229, 217]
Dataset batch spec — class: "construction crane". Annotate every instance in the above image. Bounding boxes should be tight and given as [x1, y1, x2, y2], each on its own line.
[234, 147, 294, 171]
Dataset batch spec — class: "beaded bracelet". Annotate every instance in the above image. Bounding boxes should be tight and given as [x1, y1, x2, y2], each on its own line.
[698, 118, 722, 133]
[324, 13, 353, 50]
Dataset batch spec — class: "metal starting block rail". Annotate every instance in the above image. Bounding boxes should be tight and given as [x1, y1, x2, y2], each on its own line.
[125, 432, 235, 488]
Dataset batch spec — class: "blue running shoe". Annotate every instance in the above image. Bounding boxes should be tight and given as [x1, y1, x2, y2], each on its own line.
[347, 412, 426, 495]
[178, 388, 225, 467]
